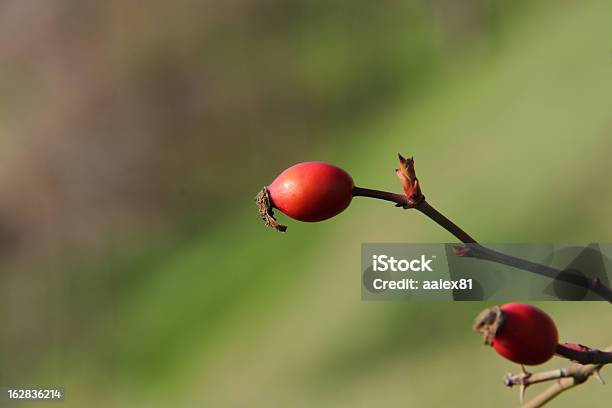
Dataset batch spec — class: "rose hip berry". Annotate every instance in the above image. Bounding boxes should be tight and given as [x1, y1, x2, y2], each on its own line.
[473, 303, 559, 366]
[256, 162, 354, 231]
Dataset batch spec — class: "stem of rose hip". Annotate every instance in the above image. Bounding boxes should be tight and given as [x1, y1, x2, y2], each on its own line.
[352, 186, 477, 243]
[352, 187, 411, 207]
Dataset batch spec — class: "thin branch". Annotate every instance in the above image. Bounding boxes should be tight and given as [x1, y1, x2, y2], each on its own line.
[351, 187, 476, 243]
[507, 344, 612, 408]
[453, 244, 612, 302]
[353, 155, 612, 302]
[556, 343, 612, 365]
[352, 186, 414, 208]
[416, 201, 477, 244]
[353, 185, 612, 301]
[505, 367, 575, 388]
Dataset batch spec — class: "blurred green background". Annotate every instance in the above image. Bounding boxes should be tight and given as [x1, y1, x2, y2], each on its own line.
[1, 0, 611, 407]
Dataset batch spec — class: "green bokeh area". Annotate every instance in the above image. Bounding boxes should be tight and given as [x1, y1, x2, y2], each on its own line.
[2, 1, 612, 407]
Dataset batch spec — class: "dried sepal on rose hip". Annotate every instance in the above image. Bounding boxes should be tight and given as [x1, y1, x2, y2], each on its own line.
[256, 162, 354, 232]
[473, 303, 559, 366]
[255, 186, 288, 232]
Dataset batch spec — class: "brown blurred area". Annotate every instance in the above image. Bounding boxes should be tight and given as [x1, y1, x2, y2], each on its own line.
[0, 0, 519, 262]
[0, 1, 270, 258]
[0, 1, 355, 258]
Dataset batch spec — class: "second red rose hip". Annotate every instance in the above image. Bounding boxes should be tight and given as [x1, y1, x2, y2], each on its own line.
[473, 302, 559, 365]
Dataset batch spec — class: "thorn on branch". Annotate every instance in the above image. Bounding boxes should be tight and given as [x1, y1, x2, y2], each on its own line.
[505, 344, 612, 408]
[594, 367, 605, 384]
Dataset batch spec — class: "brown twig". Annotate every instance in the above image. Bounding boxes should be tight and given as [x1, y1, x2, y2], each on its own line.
[416, 201, 477, 244]
[504, 344, 612, 408]
[351, 186, 414, 209]
[452, 244, 612, 302]
[351, 188, 476, 243]
[354, 154, 612, 302]
[505, 367, 575, 388]
[555, 343, 612, 365]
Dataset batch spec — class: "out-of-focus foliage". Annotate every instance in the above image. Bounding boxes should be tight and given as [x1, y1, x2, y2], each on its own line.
[1, 1, 611, 407]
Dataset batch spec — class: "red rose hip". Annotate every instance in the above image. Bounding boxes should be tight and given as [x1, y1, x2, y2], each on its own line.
[473, 303, 559, 366]
[256, 162, 354, 231]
